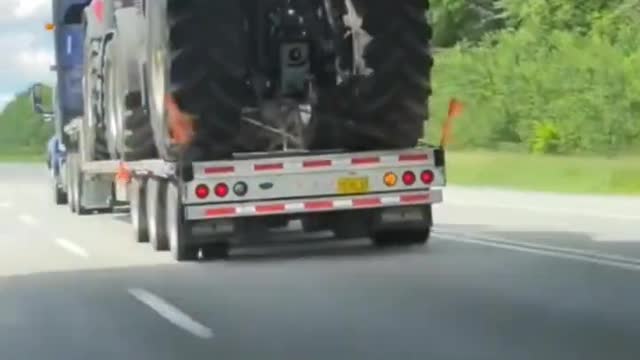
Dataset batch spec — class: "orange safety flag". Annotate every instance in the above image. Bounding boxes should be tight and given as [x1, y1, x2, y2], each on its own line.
[440, 98, 464, 149]
[166, 95, 194, 146]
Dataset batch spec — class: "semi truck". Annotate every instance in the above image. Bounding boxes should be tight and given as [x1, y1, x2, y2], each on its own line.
[32, 0, 446, 261]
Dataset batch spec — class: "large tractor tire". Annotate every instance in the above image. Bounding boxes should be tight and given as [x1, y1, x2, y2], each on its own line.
[312, 0, 433, 151]
[104, 39, 119, 158]
[82, 37, 110, 162]
[146, 0, 260, 162]
[104, 9, 157, 161]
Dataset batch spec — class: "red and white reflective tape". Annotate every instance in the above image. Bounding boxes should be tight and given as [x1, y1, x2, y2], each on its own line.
[198, 151, 432, 177]
[185, 191, 440, 220]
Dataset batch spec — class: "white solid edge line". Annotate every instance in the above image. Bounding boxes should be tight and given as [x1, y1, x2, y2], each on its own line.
[434, 231, 640, 272]
[128, 288, 214, 339]
[444, 200, 640, 221]
[18, 214, 37, 226]
[436, 230, 640, 265]
[55, 238, 89, 258]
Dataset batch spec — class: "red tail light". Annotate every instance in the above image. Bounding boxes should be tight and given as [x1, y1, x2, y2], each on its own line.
[402, 171, 416, 185]
[214, 183, 229, 198]
[421, 170, 435, 184]
[195, 184, 209, 199]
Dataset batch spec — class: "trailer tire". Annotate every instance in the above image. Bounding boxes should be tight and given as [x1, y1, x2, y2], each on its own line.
[371, 227, 431, 248]
[53, 182, 68, 206]
[51, 167, 68, 205]
[312, 0, 433, 150]
[146, 178, 169, 251]
[166, 181, 199, 261]
[146, 0, 257, 162]
[201, 243, 230, 261]
[130, 177, 149, 243]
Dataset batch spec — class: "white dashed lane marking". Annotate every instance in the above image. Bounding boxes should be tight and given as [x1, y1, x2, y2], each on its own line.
[129, 288, 214, 339]
[18, 214, 38, 226]
[55, 238, 90, 258]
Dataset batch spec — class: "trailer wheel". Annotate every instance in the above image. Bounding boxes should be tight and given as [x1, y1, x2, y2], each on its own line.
[53, 182, 68, 206]
[371, 227, 431, 248]
[130, 177, 149, 243]
[166, 181, 198, 261]
[146, 177, 169, 251]
[201, 243, 230, 261]
[51, 167, 68, 205]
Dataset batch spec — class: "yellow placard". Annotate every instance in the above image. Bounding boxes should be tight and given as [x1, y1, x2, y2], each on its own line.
[337, 177, 369, 195]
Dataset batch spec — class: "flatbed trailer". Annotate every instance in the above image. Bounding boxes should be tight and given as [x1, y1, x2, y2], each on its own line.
[63, 115, 446, 261]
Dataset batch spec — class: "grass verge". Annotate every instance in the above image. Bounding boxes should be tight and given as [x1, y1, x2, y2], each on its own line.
[447, 151, 640, 195]
[0, 152, 44, 163]
[2, 148, 638, 195]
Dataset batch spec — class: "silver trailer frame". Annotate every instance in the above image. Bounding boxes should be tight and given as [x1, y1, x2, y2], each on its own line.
[63, 117, 446, 261]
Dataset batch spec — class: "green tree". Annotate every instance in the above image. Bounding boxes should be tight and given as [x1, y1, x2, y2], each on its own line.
[431, 0, 506, 47]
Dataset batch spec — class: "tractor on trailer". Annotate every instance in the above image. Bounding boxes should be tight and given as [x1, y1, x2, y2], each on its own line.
[32, 0, 446, 261]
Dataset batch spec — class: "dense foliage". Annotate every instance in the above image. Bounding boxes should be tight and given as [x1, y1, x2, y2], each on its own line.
[0, 87, 53, 156]
[429, 0, 640, 155]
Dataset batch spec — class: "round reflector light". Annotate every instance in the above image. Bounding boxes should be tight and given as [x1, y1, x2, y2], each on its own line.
[421, 170, 435, 184]
[233, 181, 248, 196]
[383, 172, 397, 187]
[214, 183, 229, 198]
[402, 171, 416, 185]
[195, 184, 209, 199]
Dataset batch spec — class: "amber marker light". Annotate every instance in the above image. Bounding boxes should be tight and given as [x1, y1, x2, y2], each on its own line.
[383, 172, 398, 187]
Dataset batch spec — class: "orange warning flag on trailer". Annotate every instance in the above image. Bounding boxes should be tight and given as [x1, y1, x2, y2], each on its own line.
[440, 98, 464, 148]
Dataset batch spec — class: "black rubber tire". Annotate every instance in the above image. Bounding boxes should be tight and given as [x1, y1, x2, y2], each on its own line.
[166, 181, 199, 261]
[146, 178, 170, 251]
[51, 167, 68, 205]
[104, 38, 120, 159]
[84, 37, 111, 161]
[53, 182, 68, 206]
[265, 216, 290, 229]
[201, 243, 230, 261]
[121, 109, 157, 161]
[93, 39, 112, 160]
[130, 177, 149, 243]
[147, 0, 262, 162]
[372, 227, 431, 248]
[312, 0, 433, 150]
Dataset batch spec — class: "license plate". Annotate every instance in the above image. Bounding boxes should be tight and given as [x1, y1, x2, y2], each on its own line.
[337, 177, 369, 195]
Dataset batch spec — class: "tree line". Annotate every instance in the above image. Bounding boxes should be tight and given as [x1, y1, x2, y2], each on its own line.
[428, 0, 640, 155]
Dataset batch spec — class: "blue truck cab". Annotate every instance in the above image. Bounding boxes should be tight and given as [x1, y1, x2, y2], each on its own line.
[38, 0, 90, 204]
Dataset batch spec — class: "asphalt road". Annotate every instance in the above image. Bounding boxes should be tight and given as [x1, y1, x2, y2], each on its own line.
[1, 164, 639, 360]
